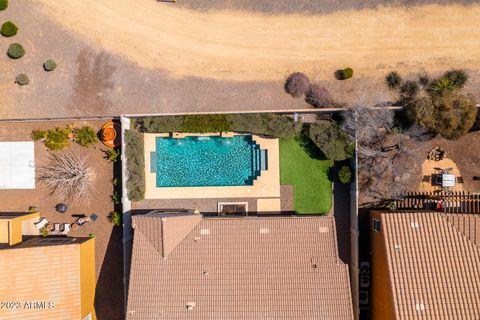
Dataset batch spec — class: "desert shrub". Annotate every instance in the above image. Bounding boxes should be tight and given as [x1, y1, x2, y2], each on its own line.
[142, 116, 184, 133]
[335, 67, 353, 80]
[338, 165, 352, 184]
[109, 211, 122, 227]
[7, 43, 25, 59]
[400, 80, 420, 100]
[443, 69, 468, 89]
[111, 191, 121, 205]
[45, 127, 70, 150]
[427, 69, 468, 97]
[305, 84, 332, 108]
[0, 0, 8, 10]
[15, 73, 30, 86]
[125, 130, 145, 201]
[39, 227, 48, 237]
[43, 59, 57, 72]
[284, 72, 310, 97]
[418, 72, 430, 88]
[31, 129, 47, 141]
[106, 148, 121, 163]
[308, 120, 354, 161]
[405, 92, 477, 139]
[230, 113, 301, 138]
[385, 71, 402, 89]
[1, 21, 17, 37]
[75, 126, 99, 147]
[182, 114, 231, 133]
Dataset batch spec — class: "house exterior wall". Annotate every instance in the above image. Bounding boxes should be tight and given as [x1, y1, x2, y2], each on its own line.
[4, 213, 40, 245]
[0, 220, 9, 243]
[370, 211, 396, 320]
[79, 237, 96, 320]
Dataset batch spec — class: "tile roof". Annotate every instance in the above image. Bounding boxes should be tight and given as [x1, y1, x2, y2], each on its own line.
[127, 214, 353, 319]
[0, 242, 82, 320]
[379, 212, 480, 319]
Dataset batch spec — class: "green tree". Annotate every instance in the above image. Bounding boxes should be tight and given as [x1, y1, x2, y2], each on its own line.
[406, 92, 477, 139]
[45, 127, 70, 150]
[76, 127, 99, 147]
[308, 120, 354, 161]
[142, 116, 184, 133]
[182, 114, 231, 133]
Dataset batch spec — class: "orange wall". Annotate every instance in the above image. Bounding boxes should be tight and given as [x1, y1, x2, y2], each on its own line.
[370, 211, 396, 320]
[79, 238, 97, 320]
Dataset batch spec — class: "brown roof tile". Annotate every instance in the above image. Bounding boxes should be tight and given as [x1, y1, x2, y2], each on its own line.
[127, 215, 353, 319]
[378, 212, 480, 319]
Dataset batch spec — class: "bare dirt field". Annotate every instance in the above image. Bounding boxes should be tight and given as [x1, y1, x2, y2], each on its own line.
[0, 1, 479, 119]
[0, 120, 123, 320]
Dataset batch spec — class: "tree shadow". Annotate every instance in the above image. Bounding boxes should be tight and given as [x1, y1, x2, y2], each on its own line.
[332, 160, 351, 264]
[69, 49, 116, 115]
[295, 130, 328, 161]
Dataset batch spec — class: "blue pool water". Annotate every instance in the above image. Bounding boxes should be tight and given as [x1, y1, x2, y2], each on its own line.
[153, 135, 262, 187]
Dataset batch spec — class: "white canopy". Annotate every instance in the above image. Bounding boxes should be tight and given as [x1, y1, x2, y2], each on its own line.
[0, 141, 35, 189]
[442, 174, 455, 187]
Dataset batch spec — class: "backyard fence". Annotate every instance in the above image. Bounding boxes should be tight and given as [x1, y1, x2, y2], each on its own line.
[396, 191, 480, 214]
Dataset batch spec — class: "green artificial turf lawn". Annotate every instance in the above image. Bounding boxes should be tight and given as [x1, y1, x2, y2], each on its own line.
[279, 138, 333, 214]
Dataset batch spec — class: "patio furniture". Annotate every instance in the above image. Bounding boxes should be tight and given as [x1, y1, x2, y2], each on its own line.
[62, 223, 72, 235]
[442, 174, 455, 188]
[34, 218, 48, 230]
[75, 216, 91, 226]
[46, 223, 54, 231]
[51, 223, 62, 233]
[70, 223, 79, 231]
[55, 203, 68, 214]
[456, 176, 464, 183]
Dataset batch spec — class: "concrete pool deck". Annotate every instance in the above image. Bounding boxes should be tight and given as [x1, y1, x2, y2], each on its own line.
[144, 133, 281, 206]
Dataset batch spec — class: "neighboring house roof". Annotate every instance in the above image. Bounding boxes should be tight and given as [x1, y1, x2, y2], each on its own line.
[127, 214, 353, 319]
[378, 212, 480, 319]
[0, 237, 92, 320]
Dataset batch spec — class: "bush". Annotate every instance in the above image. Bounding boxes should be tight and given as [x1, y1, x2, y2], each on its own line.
[142, 116, 183, 133]
[427, 69, 468, 97]
[15, 73, 29, 86]
[305, 84, 332, 108]
[418, 72, 430, 88]
[308, 120, 354, 161]
[111, 191, 121, 205]
[109, 211, 122, 227]
[399, 80, 419, 100]
[7, 43, 25, 59]
[338, 165, 352, 184]
[31, 129, 47, 141]
[385, 71, 402, 89]
[182, 114, 231, 133]
[125, 130, 145, 201]
[335, 67, 353, 80]
[230, 113, 301, 138]
[45, 127, 70, 150]
[106, 148, 121, 163]
[406, 92, 477, 139]
[0, 0, 8, 10]
[1, 21, 17, 37]
[43, 59, 57, 72]
[284, 72, 310, 97]
[39, 227, 48, 237]
[75, 126, 98, 147]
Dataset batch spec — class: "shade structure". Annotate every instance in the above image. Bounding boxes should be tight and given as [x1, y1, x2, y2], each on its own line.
[0, 141, 35, 189]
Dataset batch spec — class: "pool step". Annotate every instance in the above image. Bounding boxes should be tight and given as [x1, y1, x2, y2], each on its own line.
[150, 152, 157, 173]
[260, 149, 268, 171]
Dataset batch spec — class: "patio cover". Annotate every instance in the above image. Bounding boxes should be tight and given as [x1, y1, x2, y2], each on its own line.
[0, 141, 35, 189]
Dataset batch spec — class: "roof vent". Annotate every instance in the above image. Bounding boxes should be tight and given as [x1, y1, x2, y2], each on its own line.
[203, 271, 208, 276]
[194, 237, 200, 242]
[200, 229, 210, 235]
[394, 244, 401, 250]
[415, 303, 425, 311]
[410, 221, 420, 229]
[319, 226, 329, 233]
[260, 228, 269, 234]
[186, 302, 196, 311]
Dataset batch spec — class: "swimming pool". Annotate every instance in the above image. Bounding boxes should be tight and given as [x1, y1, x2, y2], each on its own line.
[152, 135, 265, 187]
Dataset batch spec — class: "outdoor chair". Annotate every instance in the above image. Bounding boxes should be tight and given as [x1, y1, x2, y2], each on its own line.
[75, 216, 91, 226]
[456, 176, 464, 183]
[34, 218, 48, 230]
[62, 223, 72, 235]
[52, 223, 62, 233]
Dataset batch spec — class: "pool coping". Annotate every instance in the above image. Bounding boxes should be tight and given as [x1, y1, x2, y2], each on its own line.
[143, 132, 281, 201]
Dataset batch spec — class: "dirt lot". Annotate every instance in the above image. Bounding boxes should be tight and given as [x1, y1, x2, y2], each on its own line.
[0, 1, 479, 118]
[0, 120, 123, 320]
